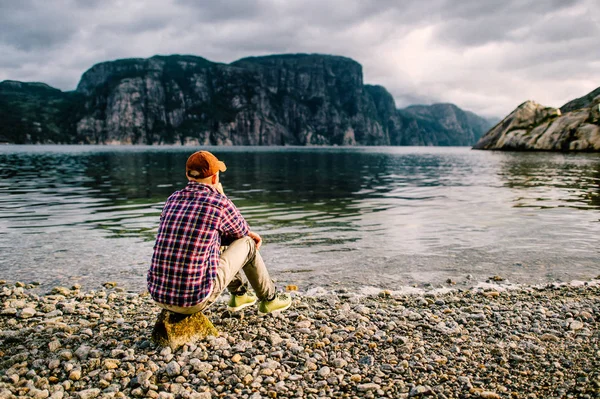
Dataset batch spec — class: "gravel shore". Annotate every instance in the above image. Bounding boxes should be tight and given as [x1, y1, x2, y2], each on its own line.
[0, 280, 598, 399]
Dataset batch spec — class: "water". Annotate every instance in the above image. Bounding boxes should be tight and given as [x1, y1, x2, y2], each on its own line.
[1, 145, 599, 292]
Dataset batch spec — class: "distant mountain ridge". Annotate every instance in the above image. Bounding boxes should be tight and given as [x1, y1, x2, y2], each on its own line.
[474, 86, 600, 151]
[0, 53, 492, 145]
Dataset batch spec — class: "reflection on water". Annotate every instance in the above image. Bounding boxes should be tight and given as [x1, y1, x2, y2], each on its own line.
[499, 154, 600, 210]
[0, 146, 599, 291]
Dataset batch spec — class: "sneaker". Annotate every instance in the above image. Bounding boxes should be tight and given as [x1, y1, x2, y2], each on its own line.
[227, 291, 257, 312]
[258, 293, 292, 315]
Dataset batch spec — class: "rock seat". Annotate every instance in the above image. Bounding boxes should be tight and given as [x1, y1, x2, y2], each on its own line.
[152, 309, 218, 350]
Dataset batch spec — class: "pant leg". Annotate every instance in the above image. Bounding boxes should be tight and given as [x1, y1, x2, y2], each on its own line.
[200, 236, 275, 310]
[240, 243, 275, 301]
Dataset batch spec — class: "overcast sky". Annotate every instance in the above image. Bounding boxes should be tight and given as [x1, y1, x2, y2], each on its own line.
[1, 0, 599, 117]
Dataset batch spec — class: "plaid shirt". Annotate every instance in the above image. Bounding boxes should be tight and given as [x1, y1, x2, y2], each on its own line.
[147, 181, 249, 307]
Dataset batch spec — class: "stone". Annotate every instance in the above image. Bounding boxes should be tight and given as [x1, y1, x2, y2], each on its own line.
[357, 383, 381, 392]
[295, 320, 311, 329]
[318, 366, 330, 378]
[165, 361, 181, 377]
[409, 385, 433, 397]
[75, 345, 91, 360]
[51, 287, 71, 296]
[76, 389, 101, 399]
[268, 332, 283, 345]
[540, 333, 559, 342]
[31, 389, 50, 399]
[569, 321, 584, 330]
[483, 291, 500, 298]
[69, 369, 82, 381]
[18, 307, 36, 318]
[103, 282, 117, 288]
[189, 359, 213, 374]
[103, 359, 120, 370]
[152, 309, 218, 351]
[234, 364, 253, 378]
[358, 355, 374, 366]
[480, 392, 501, 399]
[285, 285, 298, 291]
[231, 353, 242, 363]
[48, 340, 61, 352]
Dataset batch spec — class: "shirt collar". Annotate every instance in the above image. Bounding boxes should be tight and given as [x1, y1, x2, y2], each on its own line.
[185, 181, 219, 194]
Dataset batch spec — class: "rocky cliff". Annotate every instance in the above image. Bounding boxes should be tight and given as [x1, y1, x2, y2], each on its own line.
[1, 54, 491, 145]
[474, 87, 600, 151]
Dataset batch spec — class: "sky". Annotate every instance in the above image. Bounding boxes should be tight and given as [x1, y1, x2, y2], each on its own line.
[1, 0, 599, 118]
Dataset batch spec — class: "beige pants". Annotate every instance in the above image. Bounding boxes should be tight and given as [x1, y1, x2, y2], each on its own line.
[157, 236, 275, 315]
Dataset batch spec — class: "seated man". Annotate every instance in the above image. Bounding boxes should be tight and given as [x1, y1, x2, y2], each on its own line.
[147, 150, 291, 315]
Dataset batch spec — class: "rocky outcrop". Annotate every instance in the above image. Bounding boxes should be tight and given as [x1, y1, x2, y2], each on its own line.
[1, 54, 492, 145]
[474, 88, 600, 151]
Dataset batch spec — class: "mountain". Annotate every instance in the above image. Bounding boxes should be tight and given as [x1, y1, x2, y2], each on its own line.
[0, 81, 84, 144]
[1, 54, 492, 145]
[399, 103, 490, 146]
[473, 87, 600, 151]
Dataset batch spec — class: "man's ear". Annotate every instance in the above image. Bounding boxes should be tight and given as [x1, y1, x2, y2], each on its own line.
[211, 174, 218, 185]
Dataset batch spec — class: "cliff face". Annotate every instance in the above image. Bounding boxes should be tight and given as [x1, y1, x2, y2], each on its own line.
[74, 54, 395, 145]
[1, 54, 492, 145]
[474, 88, 600, 151]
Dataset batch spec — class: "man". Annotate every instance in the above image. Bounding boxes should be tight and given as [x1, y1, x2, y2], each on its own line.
[148, 150, 291, 315]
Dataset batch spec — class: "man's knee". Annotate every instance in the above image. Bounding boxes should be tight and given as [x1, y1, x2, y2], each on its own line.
[242, 236, 257, 259]
[223, 236, 256, 264]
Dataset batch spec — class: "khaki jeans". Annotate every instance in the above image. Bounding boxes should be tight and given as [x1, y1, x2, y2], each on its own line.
[157, 236, 275, 315]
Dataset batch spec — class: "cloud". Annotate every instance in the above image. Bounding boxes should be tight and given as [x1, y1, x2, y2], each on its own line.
[0, 0, 598, 117]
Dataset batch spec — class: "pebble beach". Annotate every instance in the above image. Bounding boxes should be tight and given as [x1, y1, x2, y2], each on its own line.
[0, 280, 599, 399]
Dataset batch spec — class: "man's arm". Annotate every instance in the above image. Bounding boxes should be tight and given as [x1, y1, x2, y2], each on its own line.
[220, 199, 249, 241]
[220, 194, 262, 249]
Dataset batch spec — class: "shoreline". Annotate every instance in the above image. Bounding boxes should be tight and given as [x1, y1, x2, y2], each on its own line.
[0, 280, 598, 398]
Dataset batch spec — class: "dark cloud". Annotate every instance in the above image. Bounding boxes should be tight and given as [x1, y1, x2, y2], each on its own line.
[0, 0, 79, 51]
[434, 0, 584, 47]
[0, 0, 598, 117]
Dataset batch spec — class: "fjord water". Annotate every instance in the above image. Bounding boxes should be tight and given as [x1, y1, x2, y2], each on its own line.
[1, 146, 598, 292]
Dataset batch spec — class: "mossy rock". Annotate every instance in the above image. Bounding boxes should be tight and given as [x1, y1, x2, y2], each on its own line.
[152, 309, 218, 351]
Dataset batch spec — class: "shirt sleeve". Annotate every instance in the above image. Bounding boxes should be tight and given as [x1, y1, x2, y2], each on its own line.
[220, 198, 249, 240]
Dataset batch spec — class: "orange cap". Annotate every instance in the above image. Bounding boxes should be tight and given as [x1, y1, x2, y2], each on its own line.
[186, 151, 227, 179]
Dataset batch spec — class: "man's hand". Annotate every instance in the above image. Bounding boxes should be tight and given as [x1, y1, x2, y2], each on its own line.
[248, 231, 262, 250]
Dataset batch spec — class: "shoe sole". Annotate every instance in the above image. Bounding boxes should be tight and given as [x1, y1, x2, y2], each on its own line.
[227, 298, 257, 313]
[257, 301, 292, 316]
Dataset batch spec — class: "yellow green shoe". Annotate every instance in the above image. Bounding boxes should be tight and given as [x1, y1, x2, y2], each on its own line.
[227, 291, 257, 312]
[258, 293, 292, 315]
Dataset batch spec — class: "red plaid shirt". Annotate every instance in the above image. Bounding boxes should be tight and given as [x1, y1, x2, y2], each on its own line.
[148, 181, 249, 306]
